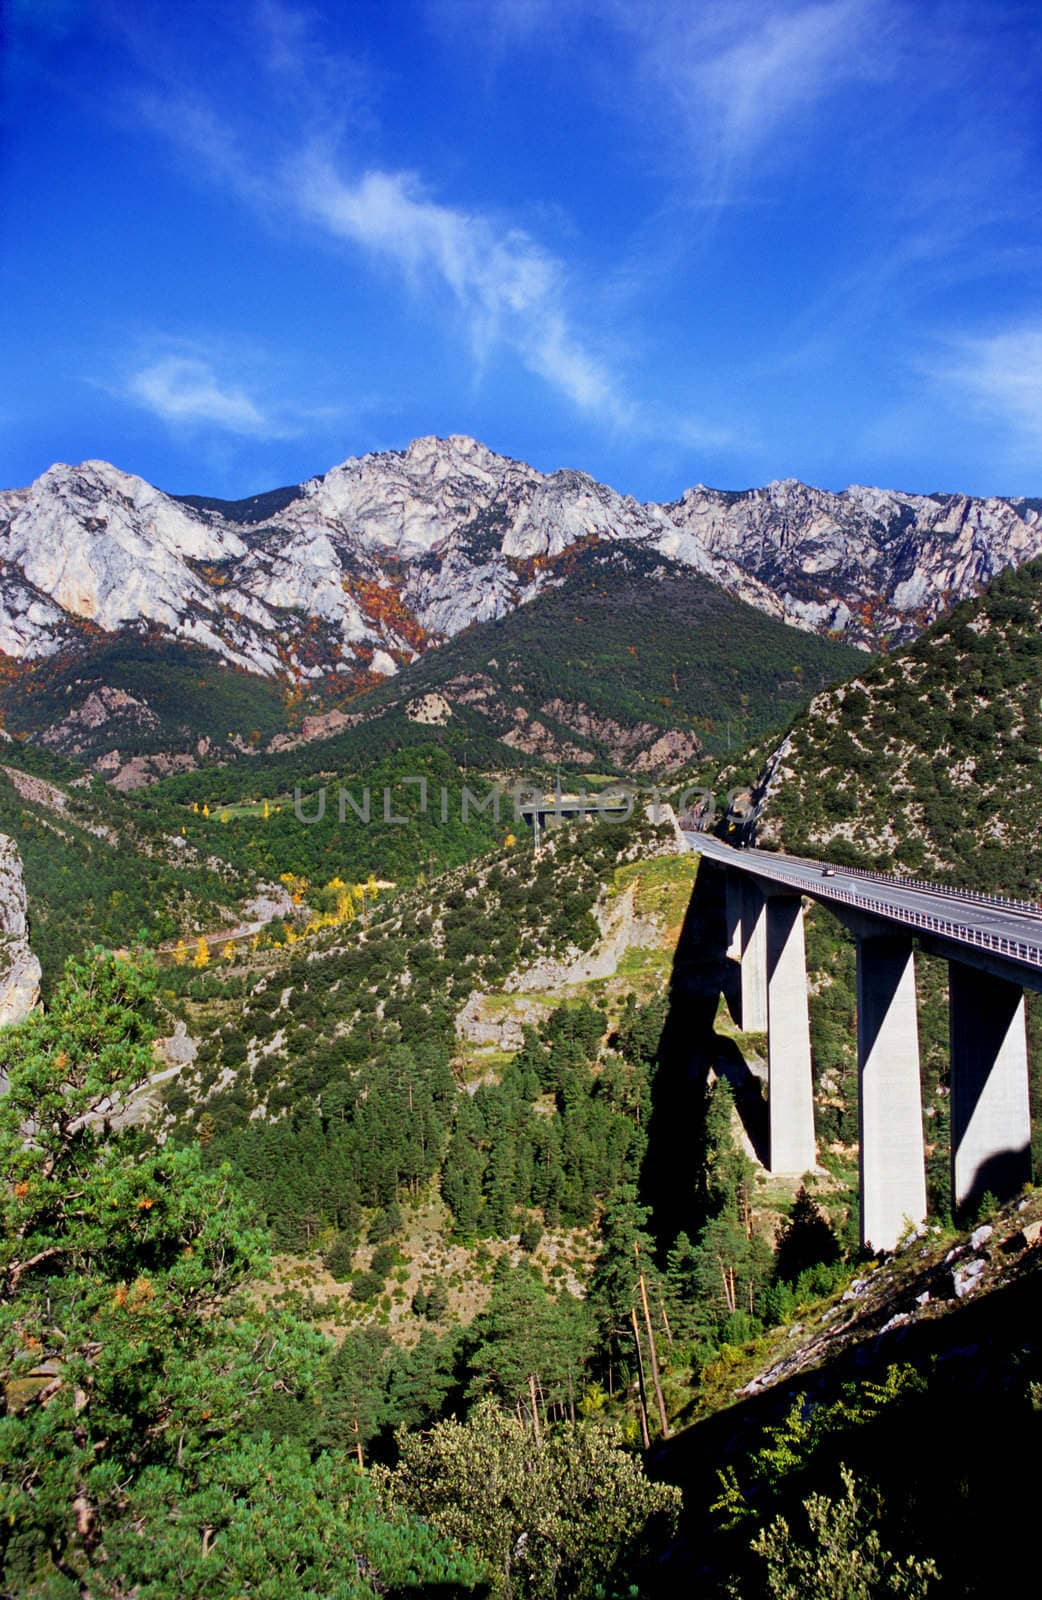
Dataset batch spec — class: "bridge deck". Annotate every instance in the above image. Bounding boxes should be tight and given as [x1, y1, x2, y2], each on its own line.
[684, 832, 1042, 987]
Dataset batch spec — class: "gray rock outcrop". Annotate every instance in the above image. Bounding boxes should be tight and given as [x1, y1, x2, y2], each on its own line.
[0, 833, 41, 1031]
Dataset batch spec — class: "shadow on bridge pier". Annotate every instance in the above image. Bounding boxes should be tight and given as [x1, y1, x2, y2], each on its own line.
[640, 857, 768, 1248]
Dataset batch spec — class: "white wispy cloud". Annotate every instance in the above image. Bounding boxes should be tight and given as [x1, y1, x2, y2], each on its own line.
[939, 322, 1042, 456]
[609, 0, 889, 203]
[124, 355, 288, 437]
[437, 0, 889, 203]
[124, 2, 660, 434]
[295, 160, 628, 421]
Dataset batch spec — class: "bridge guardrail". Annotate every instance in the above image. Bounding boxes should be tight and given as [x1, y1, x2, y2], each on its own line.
[688, 835, 1042, 969]
[688, 833, 1042, 928]
[810, 859, 1041, 915]
[805, 883, 1042, 969]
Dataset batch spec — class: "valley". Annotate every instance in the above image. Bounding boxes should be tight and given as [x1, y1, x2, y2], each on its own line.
[10, 1, 1042, 1589]
[3, 437, 1042, 1600]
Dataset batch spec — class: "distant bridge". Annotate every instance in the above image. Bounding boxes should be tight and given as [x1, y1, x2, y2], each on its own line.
[517, 793, 635, 845]
[685, 833, 1042, 1251]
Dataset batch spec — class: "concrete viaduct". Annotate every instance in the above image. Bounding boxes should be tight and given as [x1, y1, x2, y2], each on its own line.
[684, 833, 1042, 1251]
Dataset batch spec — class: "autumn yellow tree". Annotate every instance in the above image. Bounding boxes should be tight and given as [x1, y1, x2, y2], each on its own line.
[172, 939, 188, 967]
[193, 938, 210, 969]
[222, 941, 236, 964]
[279, 871, 309, 906]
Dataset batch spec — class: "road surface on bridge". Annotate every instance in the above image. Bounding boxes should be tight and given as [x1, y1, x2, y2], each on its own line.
[684, 832, 1042, 980]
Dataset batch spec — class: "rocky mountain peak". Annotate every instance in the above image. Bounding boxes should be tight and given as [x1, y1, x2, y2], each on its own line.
[2, 435, 1042, 692]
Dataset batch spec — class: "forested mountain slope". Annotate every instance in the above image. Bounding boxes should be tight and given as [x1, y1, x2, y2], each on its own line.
[161, 812, 686, 1255]
[348, 541, 863, 770]
[727, 554, 1042, 898]
[0, 729, 524, 994]
[1, 634, 292, 788]
[0, 738, 246, 986]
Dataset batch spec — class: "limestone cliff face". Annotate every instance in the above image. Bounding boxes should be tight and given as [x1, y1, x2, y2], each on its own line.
[3, 436, 1041, 686]
[0, 834, 41, 1030]
[663, 477, 1042, 640]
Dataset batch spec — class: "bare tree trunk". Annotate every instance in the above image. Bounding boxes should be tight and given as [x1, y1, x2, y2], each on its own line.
[529, 1373, 542, 1444]
[658, 1291, 675, 1349]
[630, 1306, 651, 1452]
[639, 1271, 670, 1439]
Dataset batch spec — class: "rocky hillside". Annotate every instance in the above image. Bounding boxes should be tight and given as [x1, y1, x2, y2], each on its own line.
[665, 475, 1042, 641]
[316, 540, 864, 772]
[0, 833, 40, 1030]
[4, 434, 1042, 689]
[653, 1189, 1042, 1598]
[732, 554, 1042, 897]
[0, 538, 863, 786]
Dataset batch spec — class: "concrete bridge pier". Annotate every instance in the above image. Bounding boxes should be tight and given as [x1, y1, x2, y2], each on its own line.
[724, 870, 744, 962]
[740, 880, 768, 1033]
[857, 934, 927, 1252]
[948, 962, 1032, 1215]
[766, 894, 817, 1174]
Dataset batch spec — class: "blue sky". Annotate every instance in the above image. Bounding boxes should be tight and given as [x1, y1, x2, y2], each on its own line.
[4, 0, 1042, 502]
